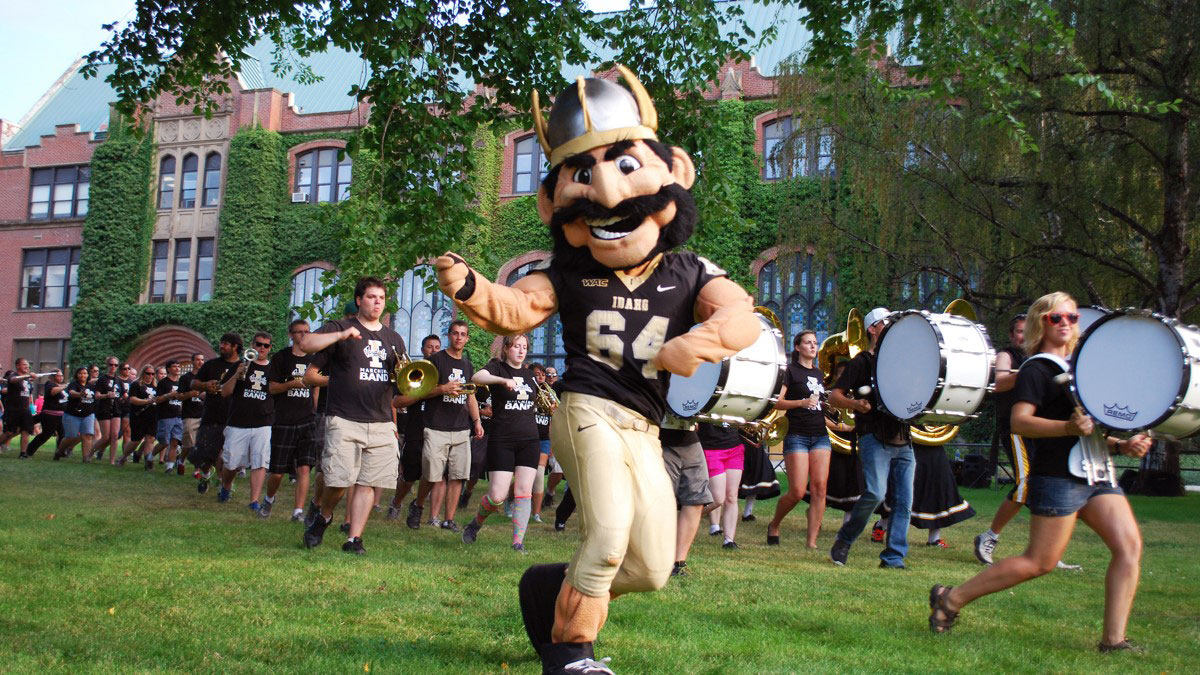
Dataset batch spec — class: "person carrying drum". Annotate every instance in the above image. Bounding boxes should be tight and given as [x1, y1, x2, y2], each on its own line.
[929, 291, 1151, 652]
[827, 307, 916, 569]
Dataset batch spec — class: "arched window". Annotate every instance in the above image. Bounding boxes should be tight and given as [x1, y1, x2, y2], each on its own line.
[393, 265, 454, 358]
[756, 252, 837, 349]
[898, 271, 954, 311]
[157, 155, 176, 209]
[290, 266, 338, 331]
[762, 117, 835, 180]
[202, 152, 222, 207]
[511, 134, 548, 195]
[506, 260, 566, 372]
[296, 148, 352, 204]
[180, 153, 198, 208]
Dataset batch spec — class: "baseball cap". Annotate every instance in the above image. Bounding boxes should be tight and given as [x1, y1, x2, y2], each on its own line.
[864, 307, 891, 328]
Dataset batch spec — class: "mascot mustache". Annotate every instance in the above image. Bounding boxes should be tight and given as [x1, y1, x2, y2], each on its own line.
[549, 182, 697, 273]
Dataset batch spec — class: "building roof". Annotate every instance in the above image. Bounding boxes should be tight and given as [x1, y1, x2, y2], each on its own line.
[3, 0, 811, 151]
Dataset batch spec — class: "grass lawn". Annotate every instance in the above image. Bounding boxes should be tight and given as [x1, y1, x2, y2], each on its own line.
[1, 445, 1198, 673]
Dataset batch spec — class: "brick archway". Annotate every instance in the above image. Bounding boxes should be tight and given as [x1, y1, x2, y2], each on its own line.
[126, 325, 215, 372]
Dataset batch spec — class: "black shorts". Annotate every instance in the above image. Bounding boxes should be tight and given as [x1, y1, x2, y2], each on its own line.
[189, 423, 226, 468]
[4, 408, 35, 434]
[130, 414, 157, 440]
[401, 431, 424, 482]
[485, 437, 540, 473]
[268, 420, 319, 474]
[95, 402, 114, 421]
[470, 435, 488, 480]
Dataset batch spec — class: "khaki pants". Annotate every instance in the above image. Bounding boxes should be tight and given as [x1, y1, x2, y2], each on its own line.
[550, 392, 675, 597]
[322, 416, 399, 488]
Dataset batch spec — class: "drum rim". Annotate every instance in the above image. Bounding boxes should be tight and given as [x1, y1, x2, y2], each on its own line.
[1071, 307, 1192, 434]
[667, 314, 786, 421]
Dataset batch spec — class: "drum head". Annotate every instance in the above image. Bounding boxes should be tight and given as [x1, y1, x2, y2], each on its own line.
[876, 313, 942, 421]
[1077, 306, 1108, 334]
[1075, 314, 1183, 431]
[666, 359, 722, 418]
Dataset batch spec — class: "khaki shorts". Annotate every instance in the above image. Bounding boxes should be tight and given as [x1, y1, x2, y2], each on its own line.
[422, 428, 471, 481]
[322, 416, 399, 488]
[550, 392, 674, 597]
[182, 417, 201, 449]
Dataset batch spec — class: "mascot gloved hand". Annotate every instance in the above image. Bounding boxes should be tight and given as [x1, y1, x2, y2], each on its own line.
[437, 66, 757, 675]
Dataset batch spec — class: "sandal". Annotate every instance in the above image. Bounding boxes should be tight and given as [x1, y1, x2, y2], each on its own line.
[928, 585, 959, 634]
[1098, 640, 1143, 653]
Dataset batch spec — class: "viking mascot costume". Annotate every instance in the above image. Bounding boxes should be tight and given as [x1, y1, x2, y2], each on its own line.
[436, 66, 757, 674]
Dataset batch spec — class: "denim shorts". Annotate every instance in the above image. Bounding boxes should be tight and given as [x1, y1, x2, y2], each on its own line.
[156, 417, 184, 444]
[63, 413, 96, 438]
[1026, 474, 1124, 517]
[783, 433, 832, 455]
[540, 439, 552, 456]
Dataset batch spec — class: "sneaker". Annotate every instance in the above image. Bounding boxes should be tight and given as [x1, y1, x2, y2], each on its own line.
[830, 539, 851, 566]
[342, 537, 366, 555]
[974, 532, 998, 564]
[193, 469, 204, 480]
[385, 503, 403, 521]
[462, 519, 481, 544]
[543, 494, 555, 508]
[116, 455, 127, 466]
[879, 561, 907, 570]
[339, 522, 351, 534]
[532, 514, 543, 524]
[372, 504, 382, 512]
[197, 479, 209, 495]
[512, 542, 526, 554]
[670, 561, 689, 577]
[132, 452, 142, 463]
[709, 525, 722, 536]
[458, 489, 472, 509]
[237, 468, 246, 477]
[164, 462, 175, 473]
[304, 501, 321, 528]
[217, 487, 232, 503]
[554, 521, 566, 532]
[144, 458, 154, 471]
[1098, 640, 1144, 654]
[741, 514, 757, 522]
[1056, 560, 1083, 571]
[18, 453, 29, 459]
[504, 500, 515, 518]
[427, 518, 442, 528]
[562, 656, 614, 674]
[927, 539, 949, 548]
[870, 522, 885, 543]
[406, 502, 423, 530]
[304, 515, 332, 548]
[440, 520, 460, 534]
[259, 500, 273, 518]
[722, 541, 740, 550]
[291, 509, 304, 522]
[176, 462, 186, 476]
[249, 501, 262, 515]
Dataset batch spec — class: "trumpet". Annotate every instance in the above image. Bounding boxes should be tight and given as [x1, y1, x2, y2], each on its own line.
[459, 382, 488, 397]
[392, 347, 438, 399]
[241, 349, 258, 380]
[535, 380, 559, 415]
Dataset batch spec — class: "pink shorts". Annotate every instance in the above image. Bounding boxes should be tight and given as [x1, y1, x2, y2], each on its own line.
[703, 444, 745, 477]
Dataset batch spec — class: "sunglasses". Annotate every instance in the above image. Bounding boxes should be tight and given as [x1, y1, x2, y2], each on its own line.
[254, 341, 271, 348]
[1044, 312, 1080, 325]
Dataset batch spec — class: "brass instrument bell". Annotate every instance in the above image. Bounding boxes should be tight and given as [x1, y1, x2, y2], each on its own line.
[392, 347, 438, 399]
[535, 380, 559, 415]
[242, 348, 258, 380]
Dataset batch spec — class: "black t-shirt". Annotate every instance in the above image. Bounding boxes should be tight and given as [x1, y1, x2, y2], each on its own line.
[42, 381, 68, 413]
[66, 381, 96, 417]
[535, 407, 551, 441]
[533, 251, 726, 423]
[178, 372, 205, 419]
[114, 378, 132, 415]
[482, 359, 538, 442]
[195, 358, 240, 425]
[405, 399, 425, 438]
[156, 376, 184, 420]
[994, 346, 1027, 431]
[1012, 356, 1077, 480]
[267, 349, 315, 426]
[697, 421, 742, 449]
[660, 426, 699, 447]
[314, 318, 405, 424]
[95, 374, 118, 415]
[783, 360, 827, 436]
[834, 351, 909, 444]
[423, 349, 475, 432]
[129, 381, 158, 420]
[227, 362, 274, 428]
[6, 376, 33, 409]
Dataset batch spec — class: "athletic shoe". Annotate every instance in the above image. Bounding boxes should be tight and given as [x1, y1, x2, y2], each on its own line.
[132, 452, 142, 463]
[440, 520, 460, 534]
[766, 534, 780, 546]
[512, 542, 527, 554]
[342, 537, 366, 555]
[339, 522, 350, 534]
[741, 514, 757, 522]
[176, 462, 186, 476]
[197, 479, 209, 495]
[870, 522, 885, 543]
[554, 521, 566, 532]
[458, 489, 472, 509]
[116, 456, 127, 466]
[427, 518, 442, 528]
[709, 525, 722, 536]
[462, 519, 481, 544]
[193, 469, 204, 480]
[144, 458, 154, 471]
[974, 531, 998, 565]
[372, 504, 382, 512]
[385, 503, 402, 521]
[562, 656, 614, 674]
[504, 500, 514, 518]
[291, 509, 304, 522]
[248, 501, 262, 515]
[1056, 560, 1083, 571]
[304, 515, 332, 548]
[879, 561, 907, 570]
[927, 539, 949, 548]
[532, 514, 543, 524]
[258, 500, 273, 518]
[1098, 640, 1144, 653]
[18, 453, 29, 459]
[722, 541, 740, 550]
[406, 502, 423, 530]
[543, 494, 555, 508]
[671, 561, 688, 577]
[830, 539, 851, 566]
[164, 462, 175, 473]
[217, 487, 232, 503]
[237, 468, 246, 477]
[304, 501, 321, 528]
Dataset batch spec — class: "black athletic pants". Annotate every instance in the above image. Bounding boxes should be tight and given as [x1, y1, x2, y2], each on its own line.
[26, 413, 64, 456]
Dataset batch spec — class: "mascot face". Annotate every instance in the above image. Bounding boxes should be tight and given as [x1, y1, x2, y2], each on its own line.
[537, 139, 695, 270]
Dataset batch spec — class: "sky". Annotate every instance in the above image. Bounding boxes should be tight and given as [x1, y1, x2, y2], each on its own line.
[0, 0, 633, 124]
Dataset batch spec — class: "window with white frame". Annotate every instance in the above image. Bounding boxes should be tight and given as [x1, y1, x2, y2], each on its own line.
[511, 134, 548, 195]
[290, 266, 338, 330]
[295, 148, 352, 204]
[392, 265, 454, 358]
[762, 117, 836, 180]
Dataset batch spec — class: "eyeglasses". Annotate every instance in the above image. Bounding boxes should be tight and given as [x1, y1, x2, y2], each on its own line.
[254, 341, 271, 348]
[120, 366, 131, 371]
[1044, 312, 1080, 325]
[107, 362, 119, 367]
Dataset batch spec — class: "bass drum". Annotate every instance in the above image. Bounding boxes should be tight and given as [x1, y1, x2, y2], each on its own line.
[1072, 309, 1200, 438]
[874, 310, 995, 425]
[1077, 305, 1110, 335]
[666, 313, 786, 424]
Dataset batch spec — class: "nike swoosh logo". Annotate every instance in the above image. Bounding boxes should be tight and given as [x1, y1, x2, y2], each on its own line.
[577, 423, 596, 432]
[656, 285, 676, 292]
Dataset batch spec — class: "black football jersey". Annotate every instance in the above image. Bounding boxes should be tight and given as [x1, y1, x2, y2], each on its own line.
[533, 251, 727, 422]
